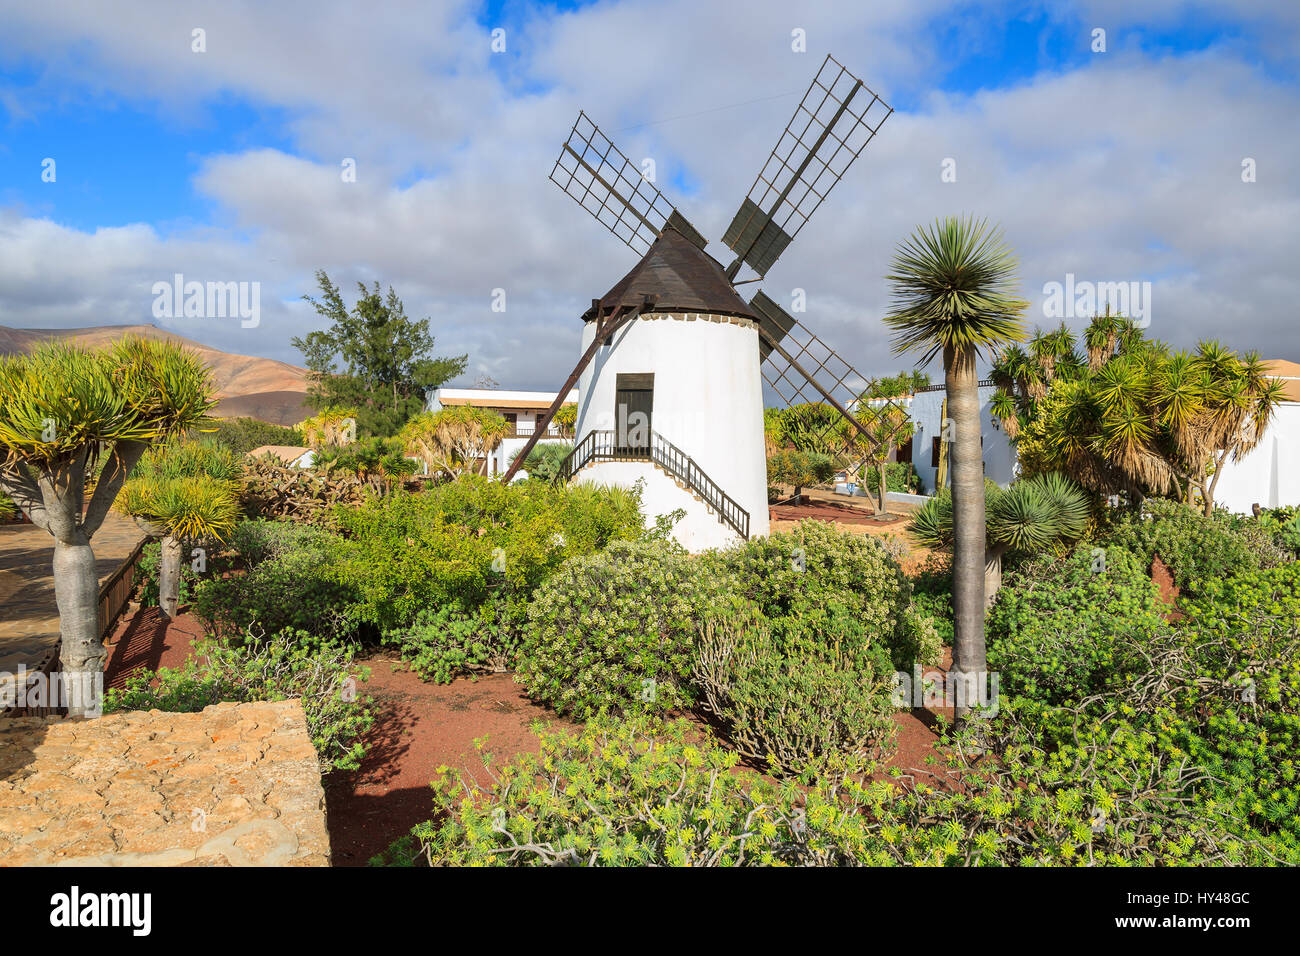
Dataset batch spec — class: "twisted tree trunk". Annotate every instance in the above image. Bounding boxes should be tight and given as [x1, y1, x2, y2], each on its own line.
[52, 530, 103, 717]
[158, 534, 183, 619]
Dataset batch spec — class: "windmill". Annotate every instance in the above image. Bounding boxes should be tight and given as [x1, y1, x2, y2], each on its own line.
[503, 55, 909, 549]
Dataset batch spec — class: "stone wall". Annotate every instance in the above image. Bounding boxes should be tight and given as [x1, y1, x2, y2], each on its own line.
[0, 699, 330, 866]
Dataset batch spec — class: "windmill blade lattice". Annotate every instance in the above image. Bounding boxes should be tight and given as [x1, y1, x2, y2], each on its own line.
[751, 291, 911, 469]
[549, 111, 707, 257]
[724, 55, 892, 279]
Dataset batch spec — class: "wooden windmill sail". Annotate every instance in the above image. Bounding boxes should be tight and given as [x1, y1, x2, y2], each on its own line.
[503, 54, 909, 484]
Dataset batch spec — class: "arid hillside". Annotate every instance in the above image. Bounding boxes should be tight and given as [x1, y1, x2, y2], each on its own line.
[0, 324, 310, 425]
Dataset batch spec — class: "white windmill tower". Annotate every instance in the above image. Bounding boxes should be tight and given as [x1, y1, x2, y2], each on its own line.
[503, 56, 906, 552]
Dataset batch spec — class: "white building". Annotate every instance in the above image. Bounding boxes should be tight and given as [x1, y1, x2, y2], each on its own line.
[1208, 359, 1300, 514]
[425, 387, 576, 478]
[870, 382, 1018, 494]
[569, 228, 769, 552]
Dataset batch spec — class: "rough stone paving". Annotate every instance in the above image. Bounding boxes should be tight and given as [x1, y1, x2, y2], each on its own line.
[0, 699, 330, 866]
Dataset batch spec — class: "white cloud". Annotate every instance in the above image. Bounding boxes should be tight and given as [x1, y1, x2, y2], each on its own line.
[0, 0, 1297, 390]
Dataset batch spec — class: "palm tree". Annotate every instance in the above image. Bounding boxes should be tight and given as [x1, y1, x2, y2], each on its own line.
[0, 337, 215, 715]
[910, 473, 1091, 605]
[117, 439, 241, 618]
[883, 215, 1028, 721]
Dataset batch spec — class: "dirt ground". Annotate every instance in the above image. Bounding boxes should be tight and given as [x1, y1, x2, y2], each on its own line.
[99, 495, 955, 866]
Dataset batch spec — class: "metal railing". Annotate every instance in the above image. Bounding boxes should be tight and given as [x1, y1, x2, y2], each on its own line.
[558, 430, 750, 539]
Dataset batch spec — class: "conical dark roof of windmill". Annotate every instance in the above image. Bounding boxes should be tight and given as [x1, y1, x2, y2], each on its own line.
[582, 227, 756, 322]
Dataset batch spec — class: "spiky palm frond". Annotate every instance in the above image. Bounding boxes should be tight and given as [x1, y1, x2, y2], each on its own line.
[118, 475, 240, 543]
[909, 473, 1090, 555]
[883, 215, 1029, 364]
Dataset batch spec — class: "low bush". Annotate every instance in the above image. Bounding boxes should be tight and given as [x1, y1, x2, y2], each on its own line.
[382, 708, 1281, 867]
[191, 526, 358, 644]
[986, 545, 1166, 706]
[708, 521, 918, 669]
[381, 717, 891, 867]
[516, 540, 718, 718]
[694, 601, 896, 774]
[330, 476, 644, 635]
[381, 601, 516, 683]
[1099, 498, 1287, 596]
[104, 629, 374, 772]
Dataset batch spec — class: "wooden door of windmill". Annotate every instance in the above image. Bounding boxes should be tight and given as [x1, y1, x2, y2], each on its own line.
[615, 372, 653, 457]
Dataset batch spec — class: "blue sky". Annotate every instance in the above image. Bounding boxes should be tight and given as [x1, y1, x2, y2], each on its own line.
[1, 0, 1297, 387]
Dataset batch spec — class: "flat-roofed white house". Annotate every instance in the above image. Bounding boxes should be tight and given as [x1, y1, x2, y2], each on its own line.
[1209, 359, 1300, 514]
[424, 387, 577, 478]
[847, 381, 1018, 495]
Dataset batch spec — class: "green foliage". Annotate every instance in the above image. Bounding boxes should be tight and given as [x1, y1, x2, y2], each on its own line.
[292, 270, 467, 437]
[864, 369, 929, 399]
[507, 442, 572, 482]
[192, 523, 358, 644]
[910, 473, 1090, 556]
[117, 439, 242, 542]
[766, 449, 835, 492]
[986, 545, 1166, 705]
[694, 601, 897, 775]
[0, 491, 15, 522]
[202, 417, 300, 456]
[0, 336, 216, 461]
[706, 521, 917, 669]
[883, 215, 1029, 365]
[516, 540, 714, 718]
[104, 630, 374, 772]
[395, 717, 892, 866]
[908, 557, 955, 647]
[1099, 498, 1283, 596]
[381, 602, 516, 683]
[332, 475, 645, 635]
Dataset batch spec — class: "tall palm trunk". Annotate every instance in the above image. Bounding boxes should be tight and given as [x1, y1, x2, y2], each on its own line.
[947, 345, 987, 722]
[158, 534, 183, 619]
[52, 530, 103, 718]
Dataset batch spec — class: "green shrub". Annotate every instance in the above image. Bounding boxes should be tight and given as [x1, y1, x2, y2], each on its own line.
[389, 717, 893, 866]
[908, 556, 954, 647]
[191, 527, 359, 643]
[201, 417, 300, 456]
[986, 545, 1166, 705]
[708, 521, 916, 668]
[381, 601, 516, 683]
[1100, 498, 1285, 595]
[516, 540, 717, 718]
[227, 518, 344, 569]
[331, 475, 644, 633]
[0, 491, 16, 523]
[387, 710, 1280, 867]
[104, 629, 374, 772]
[694, 601, 896, 774]
[1256, 505, 1300, 558]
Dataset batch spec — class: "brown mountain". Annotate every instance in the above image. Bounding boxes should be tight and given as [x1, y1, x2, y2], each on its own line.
[0, 324, 311, 426]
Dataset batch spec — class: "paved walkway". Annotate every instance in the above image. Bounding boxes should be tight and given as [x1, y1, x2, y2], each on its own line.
[0, 513, 146, 678]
